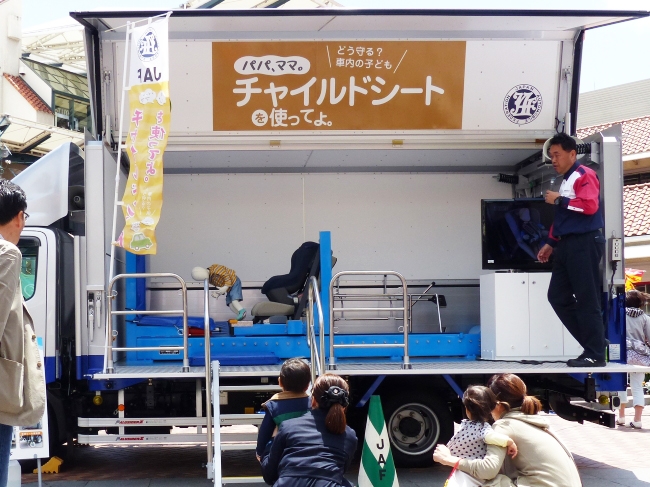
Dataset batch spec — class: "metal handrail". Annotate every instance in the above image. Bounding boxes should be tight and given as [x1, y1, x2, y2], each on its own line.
[306, 276, 325, 383]
[200, 274, 214, 480]
[106, 272, 190, 373]
[332, 292, 443, 332]
[409, 293, 444, 333]
[333, 294, 405, 300]
[328, 271, 411, 370]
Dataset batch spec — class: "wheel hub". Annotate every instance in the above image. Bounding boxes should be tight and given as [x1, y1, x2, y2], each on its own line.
[388, 403, 440, 455]
[395, 411, 425, 442]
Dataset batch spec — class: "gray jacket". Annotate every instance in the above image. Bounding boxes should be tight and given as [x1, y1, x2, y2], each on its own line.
[0, 239, 46, 426]
[458, 410, 581, 487]
[626, 308, 650, 345]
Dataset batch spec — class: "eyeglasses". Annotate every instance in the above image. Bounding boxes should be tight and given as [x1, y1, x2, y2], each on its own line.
[23, 212, 29, 221]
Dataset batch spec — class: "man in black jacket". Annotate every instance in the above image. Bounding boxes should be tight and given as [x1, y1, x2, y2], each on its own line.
[537, 133, 607, 367]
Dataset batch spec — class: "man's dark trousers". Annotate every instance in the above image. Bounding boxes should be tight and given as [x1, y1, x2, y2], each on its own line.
[547, 230, 607, 361]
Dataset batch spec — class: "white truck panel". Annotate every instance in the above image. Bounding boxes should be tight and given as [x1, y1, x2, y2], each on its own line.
[112, 41, 214, 138]
[462, 41, 561, 131]
[85, 142, 107, 289]
[110, 39, 561, 141]
[304, 173, 511, 279]
[151, 173, 305, 281]
[150, 172, 511, 281]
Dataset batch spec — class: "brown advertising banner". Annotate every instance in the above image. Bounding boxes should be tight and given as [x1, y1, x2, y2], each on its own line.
[212, 41, 466, 132]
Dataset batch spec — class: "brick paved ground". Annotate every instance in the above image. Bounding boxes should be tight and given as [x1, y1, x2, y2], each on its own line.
[22, 407, 650, 486]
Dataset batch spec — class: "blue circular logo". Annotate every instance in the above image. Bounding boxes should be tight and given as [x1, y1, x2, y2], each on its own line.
[503, 85, 543, 125]
[137, 28, 159, 62]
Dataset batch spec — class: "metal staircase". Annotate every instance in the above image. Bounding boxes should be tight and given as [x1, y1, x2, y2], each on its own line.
[210, 276, 325, 485]
[78, 267, 325, 485]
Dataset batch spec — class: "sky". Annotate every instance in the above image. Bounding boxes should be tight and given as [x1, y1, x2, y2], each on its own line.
[22, 0, 650, 93]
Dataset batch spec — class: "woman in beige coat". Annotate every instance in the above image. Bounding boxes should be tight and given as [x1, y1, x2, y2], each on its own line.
[434, 373, 581, 487]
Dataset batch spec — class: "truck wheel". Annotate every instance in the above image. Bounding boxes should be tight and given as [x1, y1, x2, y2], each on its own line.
[383, 393, 453, 468]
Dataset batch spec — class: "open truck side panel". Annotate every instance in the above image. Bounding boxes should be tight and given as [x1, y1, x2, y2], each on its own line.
[13, 8, 650, 468]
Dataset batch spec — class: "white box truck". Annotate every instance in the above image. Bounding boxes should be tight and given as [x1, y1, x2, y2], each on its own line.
[11, 7, 650, 470]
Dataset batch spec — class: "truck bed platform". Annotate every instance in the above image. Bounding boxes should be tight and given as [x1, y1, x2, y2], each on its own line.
[90, 360, 650, 380]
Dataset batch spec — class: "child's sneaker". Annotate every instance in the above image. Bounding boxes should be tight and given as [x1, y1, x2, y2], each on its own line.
[616, 417, 626, 426]
[236, 309, 246, 321]
[630, 421, 643, 429]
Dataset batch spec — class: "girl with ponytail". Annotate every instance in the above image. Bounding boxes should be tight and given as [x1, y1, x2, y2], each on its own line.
[260, 373, 358, 487]
[434, 373, 581, 487]
[312, 374, 350, 435]
[487, 373, 542, 416]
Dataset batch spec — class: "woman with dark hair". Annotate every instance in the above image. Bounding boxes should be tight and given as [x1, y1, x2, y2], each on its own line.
[617, 290, 650, 429]
[434, 373, 581, 487]
[260, 373, 358, 487]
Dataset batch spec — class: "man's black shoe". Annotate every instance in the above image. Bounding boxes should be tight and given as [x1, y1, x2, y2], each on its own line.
[566, 357, 606, 367]
[574, 340, 608, 361]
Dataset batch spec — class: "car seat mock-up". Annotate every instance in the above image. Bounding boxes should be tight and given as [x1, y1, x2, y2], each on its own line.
[252, 241, 333, 323]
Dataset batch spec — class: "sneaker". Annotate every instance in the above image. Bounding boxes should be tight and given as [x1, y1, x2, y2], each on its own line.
[236, 309, 246, 321]
[573, 341, 607, 362]
[566, 357, 606, 367]
[630, 421, 643, 429]
[616, 417, 626, 426]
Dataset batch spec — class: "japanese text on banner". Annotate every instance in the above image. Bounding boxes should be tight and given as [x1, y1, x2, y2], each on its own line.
[212, 41, 466, 132]
[118, 16, 171, 255]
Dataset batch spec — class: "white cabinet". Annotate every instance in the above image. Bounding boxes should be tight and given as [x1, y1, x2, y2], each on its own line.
[528, 273, 564, 357]
[480, 272, 583, 360]
[563, 325, 584, 357]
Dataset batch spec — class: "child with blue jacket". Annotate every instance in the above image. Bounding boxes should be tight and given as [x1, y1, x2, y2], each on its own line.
[256, 358, 311, 459]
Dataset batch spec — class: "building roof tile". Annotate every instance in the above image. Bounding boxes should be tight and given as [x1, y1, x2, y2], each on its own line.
[3, 73, 53, 114]
[578, 115, 650, 157]
[624, 182, 650, 237]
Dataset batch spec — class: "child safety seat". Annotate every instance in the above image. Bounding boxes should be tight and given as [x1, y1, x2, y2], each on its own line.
[252, 241, 322, 323]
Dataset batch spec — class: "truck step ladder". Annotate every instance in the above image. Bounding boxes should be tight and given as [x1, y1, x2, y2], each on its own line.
[77, 375, 278, 447]
[210, 277, 325, 485]
[211, 361, 266, 485]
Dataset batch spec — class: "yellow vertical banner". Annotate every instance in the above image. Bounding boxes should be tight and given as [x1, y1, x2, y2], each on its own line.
[117, 15, 171, 255]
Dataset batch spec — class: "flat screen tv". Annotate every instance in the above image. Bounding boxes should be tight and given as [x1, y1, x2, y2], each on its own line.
[481, 198, 555, 271]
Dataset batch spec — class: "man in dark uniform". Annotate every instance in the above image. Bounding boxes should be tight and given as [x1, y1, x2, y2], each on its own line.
[537, 133, 607, 367]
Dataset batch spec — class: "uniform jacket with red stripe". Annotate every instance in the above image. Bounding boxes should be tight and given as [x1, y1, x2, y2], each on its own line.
[547, 162, 604, 247]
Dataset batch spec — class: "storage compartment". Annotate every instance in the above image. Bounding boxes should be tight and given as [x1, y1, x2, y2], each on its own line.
[480, 272, 583, 360]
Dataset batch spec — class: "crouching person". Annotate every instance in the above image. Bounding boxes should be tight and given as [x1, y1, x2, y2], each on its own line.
[256, 358, 312, 460]
[260, 373, 358, 487]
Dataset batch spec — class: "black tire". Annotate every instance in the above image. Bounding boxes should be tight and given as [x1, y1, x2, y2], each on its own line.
[346, 408, 367, 462]
[19, 459, 37, 474]
[383, 392, 454, 468]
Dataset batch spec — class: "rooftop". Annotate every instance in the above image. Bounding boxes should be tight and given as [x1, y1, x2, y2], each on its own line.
[2, 73, 53, 114]
[22, 17, 86, 74]
[624, 182, 650, 237]
[0, 115, 85, 158]
[577, 115, 650, 157]
[21, 58, 89, 100]
[577, 79, 650, 128]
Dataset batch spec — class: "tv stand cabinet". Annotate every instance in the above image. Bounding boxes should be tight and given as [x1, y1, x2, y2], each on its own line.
[480, 272, 583, 360]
